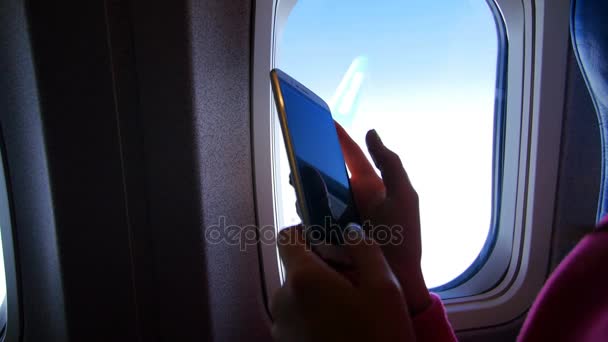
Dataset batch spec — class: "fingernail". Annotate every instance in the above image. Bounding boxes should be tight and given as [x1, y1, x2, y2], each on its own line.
[278, 227, 290, 244]
[278, 225, 305, 247]
[367, 130, 382, 169]
[370, 129, 383, 146]
[344, 223, 365, 240]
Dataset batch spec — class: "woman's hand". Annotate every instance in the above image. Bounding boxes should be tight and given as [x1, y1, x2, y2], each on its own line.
[336, 124, 431, 315]
[271, 225, 415, 342]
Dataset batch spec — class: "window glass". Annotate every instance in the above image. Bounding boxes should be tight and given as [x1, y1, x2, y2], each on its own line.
[274, 0, 501, 287]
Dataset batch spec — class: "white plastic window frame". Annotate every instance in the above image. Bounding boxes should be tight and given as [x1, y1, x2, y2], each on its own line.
[252, 0, 571, 330]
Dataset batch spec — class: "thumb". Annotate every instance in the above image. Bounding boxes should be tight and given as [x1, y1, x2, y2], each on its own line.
[342, 223, 397, 289]
[277, 225, 313, 276]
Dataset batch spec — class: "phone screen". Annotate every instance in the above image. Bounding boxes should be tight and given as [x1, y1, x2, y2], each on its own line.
[278, 78, 359, 240]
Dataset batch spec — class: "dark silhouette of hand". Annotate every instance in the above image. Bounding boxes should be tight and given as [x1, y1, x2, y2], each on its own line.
[336, 123, 431, 315]
[271, 225, 415, 342]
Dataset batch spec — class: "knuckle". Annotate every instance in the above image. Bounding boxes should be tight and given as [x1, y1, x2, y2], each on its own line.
[386, 149, 402, 165]
[410, 189, 419, 203]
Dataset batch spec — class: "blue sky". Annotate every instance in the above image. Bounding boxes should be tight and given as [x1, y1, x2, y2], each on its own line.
[278, 0, 498, 101]
[275, 0, 500, 287]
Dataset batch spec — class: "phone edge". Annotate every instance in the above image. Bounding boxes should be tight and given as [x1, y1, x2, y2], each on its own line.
[269, 69, 312, 229]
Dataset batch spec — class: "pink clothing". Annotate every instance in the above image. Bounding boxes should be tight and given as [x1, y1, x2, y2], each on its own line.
[412, 293, 458, 341]
[412, 230, 608, 341]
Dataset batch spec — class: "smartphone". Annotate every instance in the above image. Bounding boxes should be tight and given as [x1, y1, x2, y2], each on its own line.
[270, 68, 360, 247]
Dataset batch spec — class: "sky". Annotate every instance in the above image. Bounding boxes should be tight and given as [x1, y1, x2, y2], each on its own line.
[274, 0, 501, 287]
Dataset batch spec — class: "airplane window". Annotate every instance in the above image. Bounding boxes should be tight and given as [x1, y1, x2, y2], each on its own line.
[272, 0, 504, 288]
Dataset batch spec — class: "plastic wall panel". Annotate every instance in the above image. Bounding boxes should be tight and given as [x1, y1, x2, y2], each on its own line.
[189, 0, 273, 340]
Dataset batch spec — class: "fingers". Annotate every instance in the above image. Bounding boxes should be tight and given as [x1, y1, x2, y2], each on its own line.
[277, 225, 338, 276]
[270, 284, 290, 322]
[277, 226, 312, 276]
[335, 121, 376, 178]
[276, 226, 352, 307]
[365, 129, 414, 200]
[342, 223, 398, 289]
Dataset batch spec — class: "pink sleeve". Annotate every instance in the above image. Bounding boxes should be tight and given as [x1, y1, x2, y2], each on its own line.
[517, 231, 608, 341]
[412, 293, 458, 342]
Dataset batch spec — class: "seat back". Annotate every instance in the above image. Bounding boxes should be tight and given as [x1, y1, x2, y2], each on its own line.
[571, 0, 608, 220]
